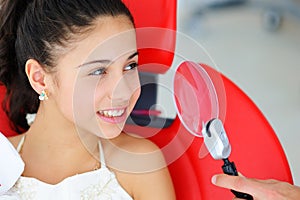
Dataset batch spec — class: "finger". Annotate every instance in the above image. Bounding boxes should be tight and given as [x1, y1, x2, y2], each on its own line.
[212, 174, 265, 197]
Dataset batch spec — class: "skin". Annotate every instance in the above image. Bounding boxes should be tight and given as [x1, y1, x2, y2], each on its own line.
[8, 15, 175, 200]
[212, 174, 300, 200]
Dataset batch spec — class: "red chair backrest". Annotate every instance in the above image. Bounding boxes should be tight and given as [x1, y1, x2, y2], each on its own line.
[122, 0, 176, 74]
[0, 85, 16, 137]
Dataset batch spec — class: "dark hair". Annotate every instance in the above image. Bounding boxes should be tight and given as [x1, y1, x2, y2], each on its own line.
[0, 0, 134, 133]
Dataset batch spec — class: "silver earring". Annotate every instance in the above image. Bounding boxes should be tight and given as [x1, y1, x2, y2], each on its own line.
[39, 90, 48, 101]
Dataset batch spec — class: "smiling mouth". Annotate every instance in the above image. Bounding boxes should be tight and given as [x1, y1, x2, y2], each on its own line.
[97, 108, 128, 124]
[98, 108, 126, 118]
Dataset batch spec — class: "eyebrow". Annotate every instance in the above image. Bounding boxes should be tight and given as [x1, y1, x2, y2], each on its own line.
[78, 51, 138, 68]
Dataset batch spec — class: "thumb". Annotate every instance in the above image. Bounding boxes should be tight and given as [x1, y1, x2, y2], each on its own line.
[211, 174, 261, 197]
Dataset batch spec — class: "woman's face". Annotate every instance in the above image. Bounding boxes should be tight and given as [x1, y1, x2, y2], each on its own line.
[47, 16, 140, 139]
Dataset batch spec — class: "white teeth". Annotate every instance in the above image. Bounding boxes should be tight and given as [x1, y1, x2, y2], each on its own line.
[99, 109, 125, 117]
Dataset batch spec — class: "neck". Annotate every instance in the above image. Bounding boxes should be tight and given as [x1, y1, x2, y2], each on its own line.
[20, 102, 102, 182]
[25, 102, 99, 154]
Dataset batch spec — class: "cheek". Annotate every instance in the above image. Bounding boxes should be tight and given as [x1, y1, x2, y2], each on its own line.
[128, 72, 141, 106]
[72, 79, 100, 121]
[53, 73, 97, 123]
[130, 86, 141, 105]
[58, 87, 74, 117]
[47, 72, 76, 121]
[54, 83, 80, 123]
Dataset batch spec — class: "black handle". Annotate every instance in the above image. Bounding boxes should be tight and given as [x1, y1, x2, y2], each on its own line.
[222, 159, 254, 200]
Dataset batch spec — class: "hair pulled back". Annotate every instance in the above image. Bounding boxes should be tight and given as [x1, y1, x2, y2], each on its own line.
[0, 0, 134, 133]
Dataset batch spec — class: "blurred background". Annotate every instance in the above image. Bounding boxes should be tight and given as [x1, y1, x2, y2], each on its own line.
[174, 0, 300, 185]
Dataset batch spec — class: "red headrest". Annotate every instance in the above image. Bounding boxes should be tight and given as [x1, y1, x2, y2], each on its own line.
[123, 0, 177, 74]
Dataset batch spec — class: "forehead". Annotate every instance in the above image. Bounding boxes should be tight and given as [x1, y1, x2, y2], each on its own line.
[57, 16, 136, 68]
[82, 16, 137, 63]
[86, 33, 137, 64]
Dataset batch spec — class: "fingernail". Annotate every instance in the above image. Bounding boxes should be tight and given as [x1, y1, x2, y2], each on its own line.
[211, 175, 217, 184]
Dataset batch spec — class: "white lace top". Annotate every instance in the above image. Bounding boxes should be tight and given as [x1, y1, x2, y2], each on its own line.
[2, 135, 133, 200]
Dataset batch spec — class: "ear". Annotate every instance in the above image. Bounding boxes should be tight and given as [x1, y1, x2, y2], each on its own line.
[25, 59, 47, 94]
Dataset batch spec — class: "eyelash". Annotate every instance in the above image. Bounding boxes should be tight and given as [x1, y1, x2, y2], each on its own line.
[88, 62, 138, 76]
[124, 62, 138, 71]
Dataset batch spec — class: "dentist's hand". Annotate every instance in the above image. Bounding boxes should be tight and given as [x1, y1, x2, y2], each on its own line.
[212, 173, 300, 200]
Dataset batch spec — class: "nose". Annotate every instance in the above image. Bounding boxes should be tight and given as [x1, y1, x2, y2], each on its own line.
[108, 70, 140, 104]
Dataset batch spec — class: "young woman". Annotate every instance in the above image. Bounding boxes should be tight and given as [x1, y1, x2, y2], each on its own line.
[0, 0, 175, 199]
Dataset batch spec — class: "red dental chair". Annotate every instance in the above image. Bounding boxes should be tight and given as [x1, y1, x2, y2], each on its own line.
[0, 0, 293, 200]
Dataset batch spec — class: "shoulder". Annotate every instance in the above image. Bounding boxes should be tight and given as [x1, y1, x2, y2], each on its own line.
[104, 133, 176, 200]
[105, 133, 164, 172]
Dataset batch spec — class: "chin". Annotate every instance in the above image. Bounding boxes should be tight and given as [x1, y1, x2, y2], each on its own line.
[93, 123, 125, 139]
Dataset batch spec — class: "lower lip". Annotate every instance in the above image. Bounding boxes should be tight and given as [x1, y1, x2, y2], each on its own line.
[97, 110, 128, 124]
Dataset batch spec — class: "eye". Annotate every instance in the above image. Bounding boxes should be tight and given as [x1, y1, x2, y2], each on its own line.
[124, 62, 138, 71]
[89, 67, 106, 76]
